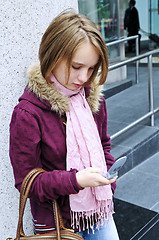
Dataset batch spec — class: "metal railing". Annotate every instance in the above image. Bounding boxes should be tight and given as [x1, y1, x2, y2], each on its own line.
[107, 35, 139, 83]
[108, 48, 159, 140]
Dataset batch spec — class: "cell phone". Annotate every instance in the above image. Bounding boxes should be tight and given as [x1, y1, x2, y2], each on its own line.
[102, 156, 127, 179]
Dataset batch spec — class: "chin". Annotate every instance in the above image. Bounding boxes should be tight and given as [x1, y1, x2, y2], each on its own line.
[67, 85, 81, 91]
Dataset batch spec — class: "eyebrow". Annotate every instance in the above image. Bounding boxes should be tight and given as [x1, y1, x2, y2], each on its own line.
[72, 61, 84, 65]
[72, 61, 97, 67]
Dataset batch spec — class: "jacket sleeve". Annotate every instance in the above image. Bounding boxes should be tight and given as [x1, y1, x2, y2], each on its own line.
[9, 107, 82, 203]
[100, 97, 116, 194]
[124, 8, 130, 29]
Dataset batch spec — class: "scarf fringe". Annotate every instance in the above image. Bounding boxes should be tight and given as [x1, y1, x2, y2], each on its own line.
[70, 199, 114, 233]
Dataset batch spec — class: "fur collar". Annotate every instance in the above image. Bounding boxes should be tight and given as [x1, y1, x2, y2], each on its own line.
[27, 63, 103, 115]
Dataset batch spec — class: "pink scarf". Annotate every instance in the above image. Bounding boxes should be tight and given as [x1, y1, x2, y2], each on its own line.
[50, 74, 114, 232]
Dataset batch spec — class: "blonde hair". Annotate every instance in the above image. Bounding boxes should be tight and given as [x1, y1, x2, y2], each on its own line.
[39, 10, 109, 85]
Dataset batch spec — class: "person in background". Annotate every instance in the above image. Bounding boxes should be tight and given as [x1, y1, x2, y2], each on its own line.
[124, 0, 140, 52]
[9, 10, 119, 239]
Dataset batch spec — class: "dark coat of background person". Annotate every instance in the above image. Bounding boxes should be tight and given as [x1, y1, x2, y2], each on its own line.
[124, 0, 140, 52]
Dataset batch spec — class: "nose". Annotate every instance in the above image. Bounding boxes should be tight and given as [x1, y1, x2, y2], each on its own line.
[78, 69, 88, 84]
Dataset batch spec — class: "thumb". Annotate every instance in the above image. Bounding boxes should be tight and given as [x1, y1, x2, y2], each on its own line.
[87, 167, 101, 173]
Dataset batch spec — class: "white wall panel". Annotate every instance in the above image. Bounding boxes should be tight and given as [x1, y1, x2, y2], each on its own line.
[0, 1, 78, 239]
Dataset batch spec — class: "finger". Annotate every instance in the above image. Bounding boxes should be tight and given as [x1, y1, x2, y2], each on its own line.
[101, 175, 118, 184]
[108, 176, 118, 183]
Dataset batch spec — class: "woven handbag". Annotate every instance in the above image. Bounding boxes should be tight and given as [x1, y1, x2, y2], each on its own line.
[7, 168, 83, 240]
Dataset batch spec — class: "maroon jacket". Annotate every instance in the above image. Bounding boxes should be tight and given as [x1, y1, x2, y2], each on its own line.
[9, 63, 116, 232]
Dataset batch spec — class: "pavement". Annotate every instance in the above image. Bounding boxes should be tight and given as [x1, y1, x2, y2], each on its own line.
[104, 43, 159, 239]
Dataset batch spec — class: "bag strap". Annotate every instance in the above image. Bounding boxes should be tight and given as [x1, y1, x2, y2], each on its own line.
[17, 168, 45, 238]
[16, 168, 63, 240]
[19, 168, 43, 236]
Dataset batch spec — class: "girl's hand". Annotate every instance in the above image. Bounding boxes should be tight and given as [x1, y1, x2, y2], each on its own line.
[76, 167, 117, 188]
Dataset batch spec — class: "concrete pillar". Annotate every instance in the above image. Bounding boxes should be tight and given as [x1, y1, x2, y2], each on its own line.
[0, 1, 78, 239]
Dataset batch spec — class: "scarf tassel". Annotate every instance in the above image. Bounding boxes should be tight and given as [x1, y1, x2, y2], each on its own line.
[70, 199, 114, 233]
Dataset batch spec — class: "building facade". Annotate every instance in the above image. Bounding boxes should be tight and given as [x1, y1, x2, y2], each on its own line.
[78, 0, 159, 44]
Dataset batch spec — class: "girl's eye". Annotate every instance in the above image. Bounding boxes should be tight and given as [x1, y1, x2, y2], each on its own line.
[72, 66, 94, 71]
[72, 65, 80, 70]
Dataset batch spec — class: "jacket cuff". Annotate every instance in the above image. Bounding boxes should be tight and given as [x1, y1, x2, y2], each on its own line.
[70, 168, 84, 192]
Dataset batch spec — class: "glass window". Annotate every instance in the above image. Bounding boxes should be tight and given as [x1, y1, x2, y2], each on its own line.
[78, 0, 124, 61]
[78, 0, 119, 42]
[149, 0, 159, 35]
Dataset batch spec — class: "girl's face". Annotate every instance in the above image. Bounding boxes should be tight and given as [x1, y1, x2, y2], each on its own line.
[52, 42, 99, 90]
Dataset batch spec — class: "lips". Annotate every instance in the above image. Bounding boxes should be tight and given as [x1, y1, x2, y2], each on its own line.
[74, 83, 82, 87]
